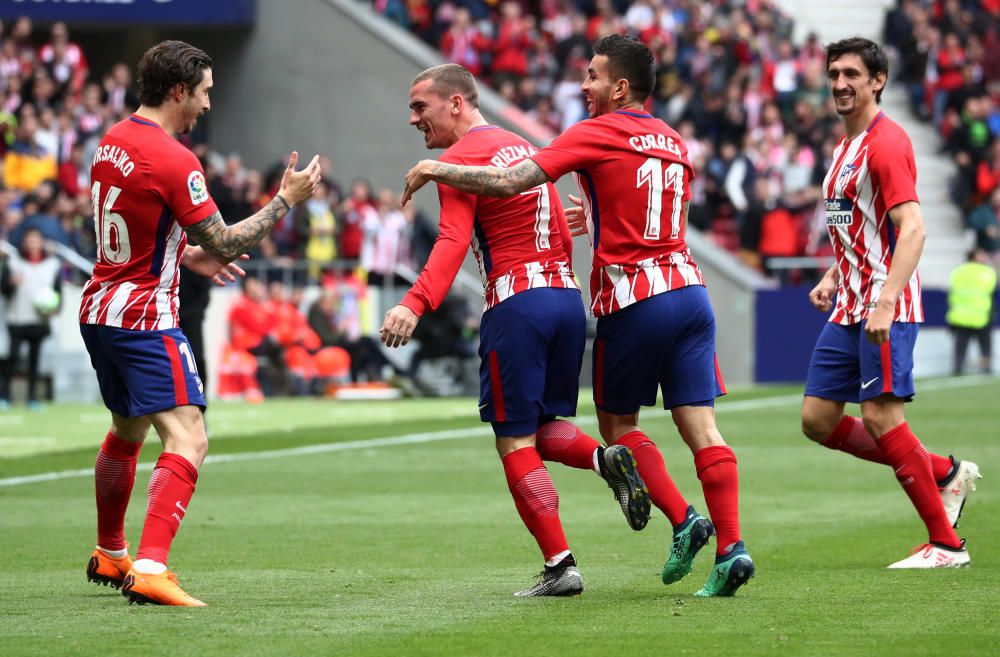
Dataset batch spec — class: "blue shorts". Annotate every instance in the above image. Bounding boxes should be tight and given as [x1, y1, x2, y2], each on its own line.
[478, 288, 586, 437]
[81, 324, 206, 418]
[593, 285, 726, 414]
[804, 321, 918, 403]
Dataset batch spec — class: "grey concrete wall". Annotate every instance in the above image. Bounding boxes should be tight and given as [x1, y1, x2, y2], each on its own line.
[204, 0, 431, 191]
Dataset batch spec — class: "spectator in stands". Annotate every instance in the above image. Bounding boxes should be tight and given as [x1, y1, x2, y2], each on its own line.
[101, 61, 137, 115]
[492, 2, 532, 85]
[366, 188, 410, 287]
[339, 178, 376, 262]
[0, 227, 61, 409]
[438, 7, 490, 77]
[56, 142, 86, 198]
[946, 248, 997, 375]
[307, 284, 403, 384]
[3, 110, 56, 192]
[976, 138, 1000, 202]
[228, 277, 284, 396]
[302, 178, 337, 280]
[38, 22, 88, 101]
[407, 293, 477, 391]
[968, 187, 1000, 254]
[9, 185, 67, 247]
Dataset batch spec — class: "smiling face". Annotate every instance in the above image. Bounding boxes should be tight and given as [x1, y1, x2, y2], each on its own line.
[408, 79, 460, 149]
[827, 53, 884, 118]
[581, 54, 622, 118]
[179, 67, 212, 134]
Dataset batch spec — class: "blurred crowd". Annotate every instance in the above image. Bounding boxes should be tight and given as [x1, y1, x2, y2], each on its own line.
[374, 0, 1000, 280]
[0, 16, 468, 403]
[0, 15, 436, 284]
[884, 0, 1000, 258]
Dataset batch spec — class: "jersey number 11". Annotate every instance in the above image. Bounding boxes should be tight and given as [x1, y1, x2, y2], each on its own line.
[636, 158, 684, 241]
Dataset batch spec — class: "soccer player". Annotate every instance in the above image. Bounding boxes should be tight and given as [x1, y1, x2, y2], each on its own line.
[401, 36, 754, 597]
[380, 63, 651, 597]
[81, 40, 321, 606]
[801, 37, 979, 568]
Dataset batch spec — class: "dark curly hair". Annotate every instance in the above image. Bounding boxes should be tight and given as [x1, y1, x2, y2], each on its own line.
[136, 40, 212, 107]
[593, 34, 655, 103]
[825, 37, 888, 103]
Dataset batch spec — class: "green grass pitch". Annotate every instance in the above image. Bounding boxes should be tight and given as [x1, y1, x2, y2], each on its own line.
[1, 378, 997, 657]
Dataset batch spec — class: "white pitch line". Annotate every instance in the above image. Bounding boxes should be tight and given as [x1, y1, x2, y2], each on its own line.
[0, 375, 993, 489]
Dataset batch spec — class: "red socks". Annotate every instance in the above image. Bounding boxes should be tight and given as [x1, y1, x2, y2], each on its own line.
[536, 420, 601, 471]
[95, 432, 143, 551]
[694, 445, 741, 555]
[136, 452, 199, 565]
[878, 423, 961, 548]
[614, 431, 689, 526]
[502, 447, 569, 561]
[823, 416, 954, 482]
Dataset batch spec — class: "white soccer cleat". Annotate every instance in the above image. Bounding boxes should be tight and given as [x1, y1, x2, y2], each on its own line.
[939, 460, 981, 527]
[887, 542, 970, 569]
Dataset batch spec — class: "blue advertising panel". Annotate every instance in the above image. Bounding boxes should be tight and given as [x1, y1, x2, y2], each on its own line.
[753, 287, 1000, 382]
[0, 0, 256, 25]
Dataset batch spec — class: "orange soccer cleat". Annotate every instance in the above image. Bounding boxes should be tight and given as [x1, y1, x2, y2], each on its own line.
[86, 547, 134, 589]
[121, 568, 207, 607]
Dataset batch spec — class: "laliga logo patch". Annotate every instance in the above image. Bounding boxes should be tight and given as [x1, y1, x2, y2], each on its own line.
[188, 171, 209, 205]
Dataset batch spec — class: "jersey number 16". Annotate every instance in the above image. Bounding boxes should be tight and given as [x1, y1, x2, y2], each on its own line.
[91, 181, 132, 264]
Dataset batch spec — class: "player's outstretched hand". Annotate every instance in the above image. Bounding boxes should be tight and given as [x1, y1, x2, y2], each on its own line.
[808, 275, 836, 313]
[279, 151, 322, 206]
[565, 194, 588, 237]
[183, 245, 249, 286]
[401, 160, 437, 207]
[380, 304, 419, 348]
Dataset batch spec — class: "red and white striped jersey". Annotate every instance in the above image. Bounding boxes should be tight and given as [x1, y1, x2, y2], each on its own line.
[822, 112, 923, 325]
[530, 110, 703, 317]
[80, 115, 219, 330]
[401, 125, 577, 316]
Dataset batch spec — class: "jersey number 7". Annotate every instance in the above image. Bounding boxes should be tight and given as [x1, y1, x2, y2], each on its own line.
[91, 181, 132, 264]
[636, 158, 684, 241]
[519, 184, 552, 252]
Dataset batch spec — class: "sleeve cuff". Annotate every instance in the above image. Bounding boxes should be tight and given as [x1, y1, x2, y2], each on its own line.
[400, 293, 427, 317]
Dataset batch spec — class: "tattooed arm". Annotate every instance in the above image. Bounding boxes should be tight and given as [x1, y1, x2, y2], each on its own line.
[401, 159, 550, 205]
[185, 197, 289, 263]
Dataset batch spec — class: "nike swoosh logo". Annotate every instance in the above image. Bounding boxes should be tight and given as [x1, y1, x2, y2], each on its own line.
[861, 377, 879, 390]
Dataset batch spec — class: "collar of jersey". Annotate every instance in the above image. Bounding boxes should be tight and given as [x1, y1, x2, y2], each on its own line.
[866, 111, 884, 133]
[613, 110, 653, 118]
[467, 125, 499, 133]
[129, 114, 160, 128]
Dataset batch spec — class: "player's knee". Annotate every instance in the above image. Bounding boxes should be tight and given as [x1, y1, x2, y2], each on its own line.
[860, 413, 891, 439]
[800, 411, 831, 443]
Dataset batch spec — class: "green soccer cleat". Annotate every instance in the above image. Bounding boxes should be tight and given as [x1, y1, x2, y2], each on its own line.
[694, 541, 755, 597]
[661, 506, 714, 585]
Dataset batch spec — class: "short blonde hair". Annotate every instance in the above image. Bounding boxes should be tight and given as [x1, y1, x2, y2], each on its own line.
[412, 64, 479, 109]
